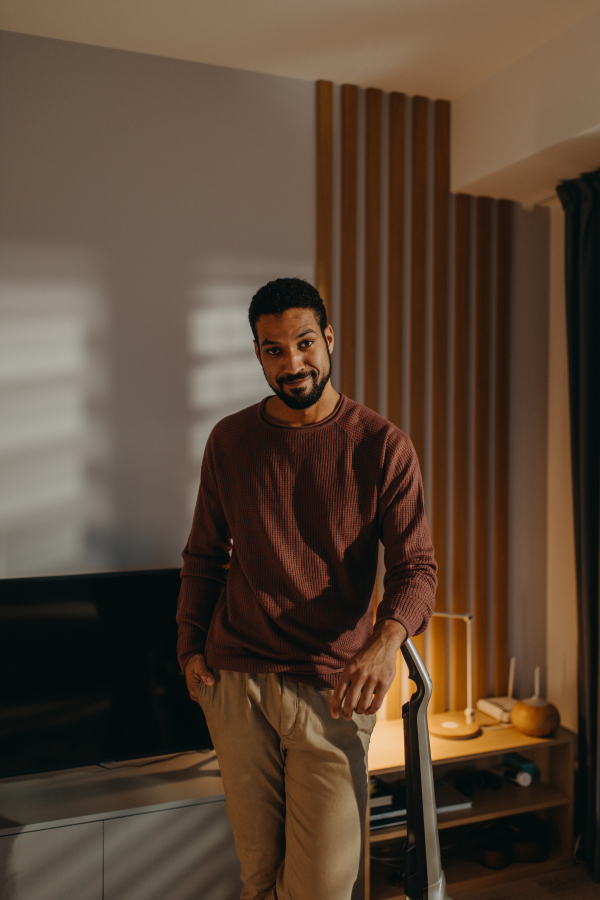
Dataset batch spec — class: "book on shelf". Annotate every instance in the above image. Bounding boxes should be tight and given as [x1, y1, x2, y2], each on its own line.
[369, 778, 472, 831]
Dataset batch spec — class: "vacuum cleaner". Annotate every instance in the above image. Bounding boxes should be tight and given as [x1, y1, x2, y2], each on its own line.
[400, 638, 452, 900]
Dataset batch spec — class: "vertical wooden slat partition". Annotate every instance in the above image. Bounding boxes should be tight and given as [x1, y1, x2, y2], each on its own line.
[451, 194, 472, 712]
[473, 197, 493, 701]
[316, 81, 333, 318]
[364, 89, 382, 412]
[386, 92, 405, 431]
[429, 100, 451, 712]
[493, 200, 513, 696]
[340, 85, 358, 400]
[409, 97, 429, 469]
[407, 96, 429, 664]
[316, 82, 514, 717]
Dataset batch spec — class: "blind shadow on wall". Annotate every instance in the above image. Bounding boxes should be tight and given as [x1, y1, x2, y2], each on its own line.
[0, 31, 314, 577]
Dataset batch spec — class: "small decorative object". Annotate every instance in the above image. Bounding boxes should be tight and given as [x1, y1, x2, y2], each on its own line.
[501, 751, 535, 778]
[510, 667, 560, 737]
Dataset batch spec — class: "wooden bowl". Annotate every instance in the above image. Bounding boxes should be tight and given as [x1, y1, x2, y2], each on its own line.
[511, 699, 560, 737]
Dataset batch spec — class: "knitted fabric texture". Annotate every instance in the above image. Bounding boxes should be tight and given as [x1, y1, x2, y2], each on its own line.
[177, 394, 437, 688]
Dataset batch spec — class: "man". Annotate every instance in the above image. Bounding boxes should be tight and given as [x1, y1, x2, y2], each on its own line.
[177, 278, 437, 900]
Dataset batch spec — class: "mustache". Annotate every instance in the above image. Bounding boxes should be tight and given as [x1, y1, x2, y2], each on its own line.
[278, 370, 317, 385]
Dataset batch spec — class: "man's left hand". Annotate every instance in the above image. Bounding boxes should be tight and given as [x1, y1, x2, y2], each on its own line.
[330, 619, 407, 720]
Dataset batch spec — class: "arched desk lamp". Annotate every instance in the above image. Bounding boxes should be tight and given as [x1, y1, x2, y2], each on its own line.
[426, 611, 480, 740]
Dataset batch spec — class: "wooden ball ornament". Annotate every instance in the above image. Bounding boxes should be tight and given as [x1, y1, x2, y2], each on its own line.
[510, 667, 560, 737]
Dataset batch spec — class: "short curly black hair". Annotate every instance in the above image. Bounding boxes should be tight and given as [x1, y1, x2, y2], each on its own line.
[248, 278, 327, 342]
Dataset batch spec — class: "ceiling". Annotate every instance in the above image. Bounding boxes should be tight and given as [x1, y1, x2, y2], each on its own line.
[3, 0, 600, 100]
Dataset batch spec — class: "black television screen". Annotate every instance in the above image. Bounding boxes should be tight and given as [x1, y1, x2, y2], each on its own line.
[0, 568, 212, 778]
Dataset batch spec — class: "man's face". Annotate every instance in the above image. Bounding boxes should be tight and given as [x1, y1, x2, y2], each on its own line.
[254, 308, 334, 410]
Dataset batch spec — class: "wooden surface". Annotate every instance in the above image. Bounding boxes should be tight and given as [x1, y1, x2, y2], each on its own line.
[316, 80, 333, 317]
[386, 91, 405, 430]
[429, 98, 451, 713]
[451, 194, 472, 713]
[473, 196, 493, 702]
[368, 724, 576, 900]
[0, 751, 224, 834]
[472, 196, 494, 702]
[409, 95, 428, 466]
[340, 83, 358, 400]
[368, 719, 574, 775]
[457, 864, 599, 900]
[317, 78, 516, 729]
[371, 852, 575, 900]
[369, 778, 569, 844]
[493, 199, 513, 697]
[364, 87, 382, 412]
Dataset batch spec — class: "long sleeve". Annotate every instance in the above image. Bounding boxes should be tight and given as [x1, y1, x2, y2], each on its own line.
[175, 396, 437, 689]
[376, 432, 438, 637]
[176, 433, 232, 672]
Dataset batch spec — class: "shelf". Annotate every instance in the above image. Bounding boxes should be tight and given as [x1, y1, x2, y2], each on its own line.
[369, 779, 569, 844]
[369, 718, 573, 775]
[0, 750, 224, 835]
[370, 847, 571, 899]
[365, 725, 575, 899]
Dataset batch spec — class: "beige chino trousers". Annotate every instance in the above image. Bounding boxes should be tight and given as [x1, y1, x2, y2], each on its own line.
[197, 669, 376, 900]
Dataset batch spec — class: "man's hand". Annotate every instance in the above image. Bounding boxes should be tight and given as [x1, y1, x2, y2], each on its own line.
[184, 653, 215, 703]
[330, 619, 407, 720]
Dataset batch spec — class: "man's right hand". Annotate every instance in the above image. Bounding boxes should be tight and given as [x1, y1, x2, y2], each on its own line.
[184, 653, 215, 703]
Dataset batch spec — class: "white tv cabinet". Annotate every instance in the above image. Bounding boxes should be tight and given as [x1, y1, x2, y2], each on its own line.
[0, 751, 241, 900]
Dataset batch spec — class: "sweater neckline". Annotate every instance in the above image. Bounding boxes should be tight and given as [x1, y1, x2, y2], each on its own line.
[258, 393, 346, 431]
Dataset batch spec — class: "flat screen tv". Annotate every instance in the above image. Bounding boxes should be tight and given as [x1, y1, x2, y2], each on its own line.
[0, 568, 212, 778]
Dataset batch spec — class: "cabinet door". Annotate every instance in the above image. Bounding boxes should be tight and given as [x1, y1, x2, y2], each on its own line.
[103, 800, 242, 900]
[0, 822, 103, 900]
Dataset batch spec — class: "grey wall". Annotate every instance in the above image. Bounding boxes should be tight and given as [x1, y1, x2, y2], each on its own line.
[0, 31, 315, 577]
[508, 204, 550, 700]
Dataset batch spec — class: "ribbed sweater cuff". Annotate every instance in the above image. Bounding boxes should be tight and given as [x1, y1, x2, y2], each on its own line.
[376, 593, 431, 638]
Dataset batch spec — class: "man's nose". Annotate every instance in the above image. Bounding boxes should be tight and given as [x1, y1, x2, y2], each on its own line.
[284, 347, 306, 373]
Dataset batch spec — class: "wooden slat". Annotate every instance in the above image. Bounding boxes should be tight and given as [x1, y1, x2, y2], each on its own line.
[316, 80, 509, 720]
[408, 95, 429, 664]
[340, 84, 358, 399]
[409, 96, 428, 466]
[387, 92, 405, 429]
[473, 196, 494, 703]
[429, 100, 451, 713]
[493, 199, 513, 696]
[316, 80, 333, 317]
[451, 194, 471, 712]
[364, 87, 382, 412]
[384, 92, 405, 719]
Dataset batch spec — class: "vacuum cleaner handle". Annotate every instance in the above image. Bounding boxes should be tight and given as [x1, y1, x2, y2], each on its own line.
[401, 639, 452, 900]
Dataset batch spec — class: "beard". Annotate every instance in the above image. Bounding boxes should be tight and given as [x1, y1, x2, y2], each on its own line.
[268, 349, 332, 410]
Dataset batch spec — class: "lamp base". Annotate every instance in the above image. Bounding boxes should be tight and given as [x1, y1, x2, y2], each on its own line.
[428, 710, 481, 740]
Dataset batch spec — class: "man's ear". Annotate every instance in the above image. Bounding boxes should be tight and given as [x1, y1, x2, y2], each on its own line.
[254, 340, 261, 364]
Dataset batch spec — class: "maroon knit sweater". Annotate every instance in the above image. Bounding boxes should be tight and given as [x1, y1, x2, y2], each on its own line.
[177, 394, 437, 687]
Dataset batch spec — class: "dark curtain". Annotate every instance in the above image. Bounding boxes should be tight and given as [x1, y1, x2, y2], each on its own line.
[557, 170, 600, 881]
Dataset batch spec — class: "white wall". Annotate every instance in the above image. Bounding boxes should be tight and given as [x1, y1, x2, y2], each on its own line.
[0, 31, 315, 577]
[452, 7, 600, 204]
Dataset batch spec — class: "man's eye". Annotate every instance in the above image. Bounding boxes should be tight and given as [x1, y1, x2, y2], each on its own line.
[299, 341, 313, 349]
[266, 348, 281, 355]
